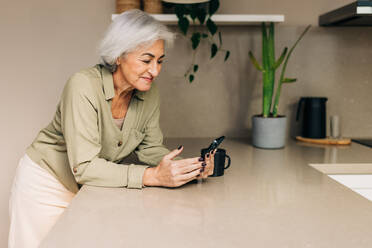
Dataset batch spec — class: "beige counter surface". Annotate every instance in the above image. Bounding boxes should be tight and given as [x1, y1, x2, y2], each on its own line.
[41, 139, 372, 248]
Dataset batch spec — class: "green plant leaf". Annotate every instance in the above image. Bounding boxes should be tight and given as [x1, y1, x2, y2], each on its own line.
[189, 74, 194, 83]
[178, 17, 190, 35]
[175, 5, 186, 19]
[191, 32, 201, 49]
[163, 2, 173, 8]
[211, 43, 218, 58]
[248, 51, 263, 71]
[201, 33, 208, 38]
[218, 31, 222, 46]
[209, 0, 220, 15]
[261, 22, 268, 69]
[261, 22, 273, 117]
[193, 64, 199, 72]
[196, 7, 207, 24]
[268, 22, 275, 67]
[224, 51, 230, 62]
[282, 78, 297, 83]
[184, 6, 191, 15]
[190, 4, 198, 20]
[288, 25, 311, 57]
[272, 25, 311, 117]
[273, 47, 288, 69]
[206, 18, 218, 36]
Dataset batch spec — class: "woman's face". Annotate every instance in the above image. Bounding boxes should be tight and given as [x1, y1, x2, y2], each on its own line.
[116, 39, 165, 92]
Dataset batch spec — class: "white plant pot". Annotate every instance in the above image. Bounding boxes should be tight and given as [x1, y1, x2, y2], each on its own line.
[252, 115, 287, 149]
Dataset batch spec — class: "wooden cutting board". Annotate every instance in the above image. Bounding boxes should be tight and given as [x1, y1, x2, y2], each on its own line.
[296, 136, 351, 145]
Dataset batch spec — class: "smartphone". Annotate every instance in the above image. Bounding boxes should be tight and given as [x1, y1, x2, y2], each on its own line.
[204, 136, 225, 154]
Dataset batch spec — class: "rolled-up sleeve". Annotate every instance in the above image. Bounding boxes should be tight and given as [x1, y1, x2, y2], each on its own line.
[60, 73, 147, 189]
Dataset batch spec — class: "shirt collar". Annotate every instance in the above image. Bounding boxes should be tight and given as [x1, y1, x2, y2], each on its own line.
[101, 65, 145, 101]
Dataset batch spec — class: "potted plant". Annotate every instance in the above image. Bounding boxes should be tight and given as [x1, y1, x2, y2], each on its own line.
[162, 0, 230, 83]
[249, 22, 311, 149]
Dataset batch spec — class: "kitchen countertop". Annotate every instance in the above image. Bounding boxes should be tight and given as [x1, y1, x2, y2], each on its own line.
[41, 138, 372, 248]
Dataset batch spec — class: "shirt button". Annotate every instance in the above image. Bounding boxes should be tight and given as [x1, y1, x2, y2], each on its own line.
[118, 141, 123, 147]
[73, 167, 78, 173]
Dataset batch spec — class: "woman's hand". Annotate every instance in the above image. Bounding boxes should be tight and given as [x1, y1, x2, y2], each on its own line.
[197, 149, 216, 179]
[143, 146, 204, 187]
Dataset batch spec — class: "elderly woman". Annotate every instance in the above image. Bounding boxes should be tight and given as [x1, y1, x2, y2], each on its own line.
[8, 9, 215, 248]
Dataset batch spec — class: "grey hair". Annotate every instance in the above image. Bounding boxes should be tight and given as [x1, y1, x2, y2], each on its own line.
[99, 9, 175, 72]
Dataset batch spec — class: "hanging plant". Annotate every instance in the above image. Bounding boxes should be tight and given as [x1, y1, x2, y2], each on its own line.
[164, 0, 230, 83]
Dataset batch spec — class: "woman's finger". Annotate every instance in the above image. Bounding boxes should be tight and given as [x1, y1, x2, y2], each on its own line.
[202, 162, 209, 178]
[198, 153, 207, 178]
[163, 146, 184, 161]
[196, 173, 203, 180]
[178, 167, 201, 182]
[208, 150, 216, 176]
[177, 162, 203, 174]
[173, 157, 201, 167]
[202, 151, 214, 178]
[184, 173, 201, 184]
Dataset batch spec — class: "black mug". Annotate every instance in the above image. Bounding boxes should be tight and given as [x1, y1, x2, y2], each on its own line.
[201, 148, 231, 177]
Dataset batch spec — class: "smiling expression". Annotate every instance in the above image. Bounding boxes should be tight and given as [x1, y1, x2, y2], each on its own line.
[115, 39, 165, 92]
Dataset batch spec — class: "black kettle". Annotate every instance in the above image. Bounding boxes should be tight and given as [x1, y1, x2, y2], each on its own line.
[296, 97, 328, 139]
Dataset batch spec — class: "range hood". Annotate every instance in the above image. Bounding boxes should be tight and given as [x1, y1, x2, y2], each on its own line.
[319, 0, 372, 26]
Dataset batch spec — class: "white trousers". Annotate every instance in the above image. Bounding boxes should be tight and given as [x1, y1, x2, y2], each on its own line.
[8, 154, 75, 248]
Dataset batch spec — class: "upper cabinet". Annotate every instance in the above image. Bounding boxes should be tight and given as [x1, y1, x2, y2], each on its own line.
[319, 0, 372, 26]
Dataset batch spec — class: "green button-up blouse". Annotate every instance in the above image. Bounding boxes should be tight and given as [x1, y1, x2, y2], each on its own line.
[26, 65, 171, 193]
